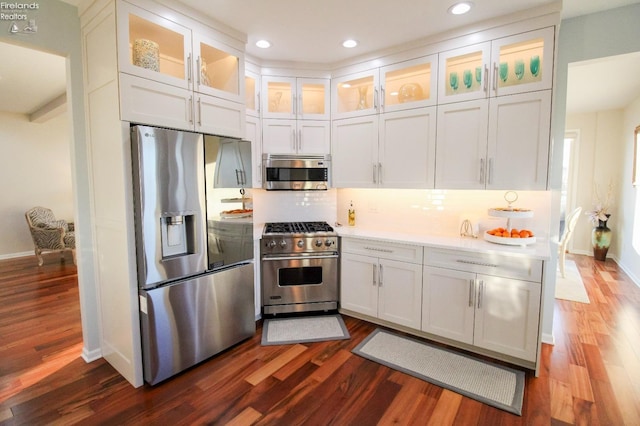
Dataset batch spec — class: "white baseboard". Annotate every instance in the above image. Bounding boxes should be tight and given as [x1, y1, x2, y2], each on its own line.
[541, 332, 555, 345]
[82, 346, 102, 363]
[0, 251, 33, 260]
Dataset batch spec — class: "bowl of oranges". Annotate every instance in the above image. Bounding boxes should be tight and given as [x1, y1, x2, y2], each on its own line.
[484, 227, 536, 245]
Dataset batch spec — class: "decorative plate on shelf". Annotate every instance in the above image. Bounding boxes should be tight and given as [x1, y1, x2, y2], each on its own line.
[220, 209, 253, 218]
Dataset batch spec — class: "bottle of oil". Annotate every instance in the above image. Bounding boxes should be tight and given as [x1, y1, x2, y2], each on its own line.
[348, 200, 356, 226]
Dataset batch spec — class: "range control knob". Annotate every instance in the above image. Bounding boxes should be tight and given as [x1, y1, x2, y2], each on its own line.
[315, 239, 323, 247]
[296, 240, 304, 248]
[279, 240, 287, 248]
[268, 240, 277, 249]
[325, 239, 334, 247]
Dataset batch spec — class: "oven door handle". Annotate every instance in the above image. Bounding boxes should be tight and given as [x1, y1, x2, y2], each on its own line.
[262, 253, 339, 262]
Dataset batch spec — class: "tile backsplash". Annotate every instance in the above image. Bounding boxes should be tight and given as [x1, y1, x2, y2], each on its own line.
[250, 188, 552, 240]
[336, 188, 552, 240]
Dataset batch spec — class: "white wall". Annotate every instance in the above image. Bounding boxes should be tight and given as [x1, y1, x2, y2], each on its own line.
[0, 112, 74, 258]
[620, 96, 640, 284]
[549, 3, 640, 342]
[565, 109, 624, 257]
[0, 0, 100, 361]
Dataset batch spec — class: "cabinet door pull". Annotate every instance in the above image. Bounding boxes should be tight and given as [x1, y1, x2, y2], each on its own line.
[197, 98, 202, 126]
[372, 264, 377, 286]
[363, 246, 393, 253]
[477, 280, 484, 309]
[374, 87, 378, 111]
[380, 86, 385, 112]
[469, 279, 474, 307]
[373, 163, 377, 184]
[292, 129, 296, 151]
[235, 169, 241, 186]
[187, 53, 192, 85]
[480, 158, 485, 184]
[188, 96, 193, 124]
[257, 92, 261, 114]
[378, 162, 382, 185]
[379, 264, 384, 287]
[298, 129, 302, 151]
[488, 158, 493, 184]
[196, 56, 201, 86]
[493, 63, 498, 92]
[292, 95, 297, 117]
[484, 65, 489, 92]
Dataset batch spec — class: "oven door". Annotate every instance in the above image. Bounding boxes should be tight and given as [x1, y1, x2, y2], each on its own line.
[261, 253, 338, 308]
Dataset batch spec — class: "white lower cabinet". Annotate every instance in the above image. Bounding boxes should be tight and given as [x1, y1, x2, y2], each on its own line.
[341, 239, 423, 330]
[422, 249, 542, 362]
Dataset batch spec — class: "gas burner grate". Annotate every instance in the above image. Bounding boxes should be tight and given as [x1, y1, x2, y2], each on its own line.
[264, 221, 334, 235]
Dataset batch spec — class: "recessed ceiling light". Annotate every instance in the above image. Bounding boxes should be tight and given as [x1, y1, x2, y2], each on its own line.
[448, 2, 473, 15]
[342, 39, 358, 48]
[256, 40, 271, 48]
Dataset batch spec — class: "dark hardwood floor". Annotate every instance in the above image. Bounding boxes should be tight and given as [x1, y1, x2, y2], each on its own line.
[1, 252, 639, 425]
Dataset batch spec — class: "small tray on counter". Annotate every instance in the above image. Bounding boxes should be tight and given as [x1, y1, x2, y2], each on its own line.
[484, 231, 536, 246]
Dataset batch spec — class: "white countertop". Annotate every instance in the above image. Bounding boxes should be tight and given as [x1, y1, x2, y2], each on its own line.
[336, 226, 551, 260]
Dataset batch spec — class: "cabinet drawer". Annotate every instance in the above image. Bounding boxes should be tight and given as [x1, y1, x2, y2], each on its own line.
[342, 238, 423, 264]
[424, 248, 542, 282]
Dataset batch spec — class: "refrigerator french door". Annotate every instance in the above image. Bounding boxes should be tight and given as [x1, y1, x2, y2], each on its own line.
[131, 125, 255, 385]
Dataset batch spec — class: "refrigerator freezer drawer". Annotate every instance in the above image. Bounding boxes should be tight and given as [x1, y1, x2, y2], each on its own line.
[139, 263, 255, 385]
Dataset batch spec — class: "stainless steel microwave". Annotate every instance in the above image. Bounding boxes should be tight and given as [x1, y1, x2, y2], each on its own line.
[262, 154, 331, 190]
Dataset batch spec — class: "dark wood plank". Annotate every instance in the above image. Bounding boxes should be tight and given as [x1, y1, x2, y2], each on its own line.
[1, 253, 640, 425]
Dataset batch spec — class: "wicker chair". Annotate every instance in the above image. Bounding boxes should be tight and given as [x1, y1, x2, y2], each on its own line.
[25, 206, 76, 266]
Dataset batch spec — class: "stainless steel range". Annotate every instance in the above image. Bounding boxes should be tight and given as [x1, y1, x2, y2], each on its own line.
[261, 221, 339, 315]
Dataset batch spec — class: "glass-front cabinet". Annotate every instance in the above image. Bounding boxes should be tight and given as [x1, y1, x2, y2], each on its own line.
[261, 77, 330, 120]
[117, 1, 244, 104]
[118, 1, 192, 90]
[192, 33, 244, 103]
[438, 27, 554, 104]
[380, 55, 438, 113]
[490, 27, 554, 97]
[332, 70, 379, 118]
[245, 70, 260, 117]
[332, 55, 437, 119]
[438, 43, 491, 104]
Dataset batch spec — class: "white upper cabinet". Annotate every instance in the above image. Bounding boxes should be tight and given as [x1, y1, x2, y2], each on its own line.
[261, 76, 330, 120]
[116, 0, 245, 136]
[245, 70, 260, 117]
[332, 55, 437, 119]
[438, 27, 554, 104]
[117, 1, 192, 90]
[380, 55, 438, 113]
[192, 32, 244, 103]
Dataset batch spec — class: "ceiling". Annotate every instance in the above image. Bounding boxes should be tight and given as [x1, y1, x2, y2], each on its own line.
[1, 0, 639, 118]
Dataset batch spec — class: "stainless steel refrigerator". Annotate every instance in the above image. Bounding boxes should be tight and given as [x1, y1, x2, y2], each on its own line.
[131, 125, 255, 385]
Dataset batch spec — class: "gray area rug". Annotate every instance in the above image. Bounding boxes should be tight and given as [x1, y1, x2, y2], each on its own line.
[261, 314, 350, 345]
[353, 329, 525, 416]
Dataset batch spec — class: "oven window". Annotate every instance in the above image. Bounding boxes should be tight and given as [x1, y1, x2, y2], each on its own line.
[266, 167, 327, 182]
[278, 266, 323, 286]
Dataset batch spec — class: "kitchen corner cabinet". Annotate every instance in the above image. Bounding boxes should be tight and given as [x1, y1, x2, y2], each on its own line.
[435, 90, 551, 190]
[262, 119, 330, 155]
[422, 248, 542, 362]
[245, 115, 262, 188]
[332, 55, 437, 120]
[261, 77, 330, 120]
[245, 70, 260, 117]
[332, 106, 436, 188]
[116, 0, 245, 137]
[341, 238, 423, 330]
[438, 27, 554, 104]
